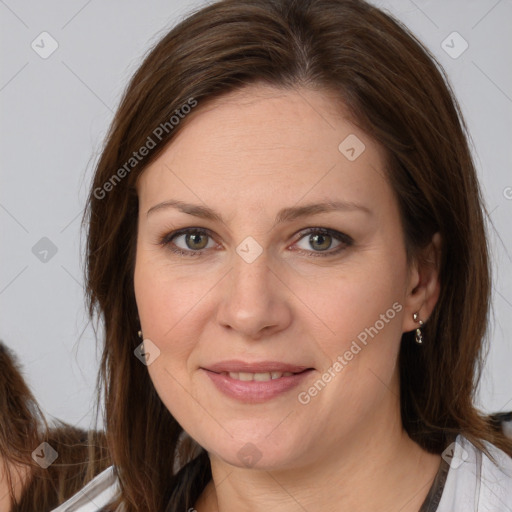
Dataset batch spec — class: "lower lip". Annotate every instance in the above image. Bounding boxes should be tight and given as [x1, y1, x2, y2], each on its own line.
[202, 369, 314, 403]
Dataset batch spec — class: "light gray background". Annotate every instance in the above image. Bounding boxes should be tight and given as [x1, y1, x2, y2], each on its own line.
[1, 0, 511, 430]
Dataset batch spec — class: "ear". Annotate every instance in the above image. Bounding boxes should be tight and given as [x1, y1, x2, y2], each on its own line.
[402, 232, 442, 333]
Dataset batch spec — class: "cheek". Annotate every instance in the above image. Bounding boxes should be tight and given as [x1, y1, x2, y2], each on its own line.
[134, 249, 200, 359]
[295, 266, 406, 430]
[309, 254, 406, 347]
[133, 251, 207, 419]
[302, 253, 408, 411]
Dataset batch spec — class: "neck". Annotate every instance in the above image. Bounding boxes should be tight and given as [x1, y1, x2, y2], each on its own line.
[195, 398, 441, 512]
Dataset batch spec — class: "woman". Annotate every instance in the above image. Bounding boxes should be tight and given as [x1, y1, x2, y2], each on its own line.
[57, 0, 512, 510]
[0, 342, 110, 511]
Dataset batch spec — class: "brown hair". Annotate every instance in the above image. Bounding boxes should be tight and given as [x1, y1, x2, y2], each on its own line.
[83, 0, 512, 510]
[0, 341, 110, 511]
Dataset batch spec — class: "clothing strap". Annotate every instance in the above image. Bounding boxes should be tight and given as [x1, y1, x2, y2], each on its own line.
[418, 455, 450, 512]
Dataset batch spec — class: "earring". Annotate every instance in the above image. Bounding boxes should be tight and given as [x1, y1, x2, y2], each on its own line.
[137, 330, 143, 339]
[413, 312, 423, 344]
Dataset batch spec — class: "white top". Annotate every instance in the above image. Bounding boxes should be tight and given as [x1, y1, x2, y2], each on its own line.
[435, 435, 512, 511]
[51, 435, 512, 512]
[50, 466, 122, 512]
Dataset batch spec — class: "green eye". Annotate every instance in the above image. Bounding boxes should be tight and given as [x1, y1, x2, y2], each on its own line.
[160, 229, 214, 256]
[293, 228, 352, 257]
[183, 231, 209, 250]
[306, 232, 333, 251]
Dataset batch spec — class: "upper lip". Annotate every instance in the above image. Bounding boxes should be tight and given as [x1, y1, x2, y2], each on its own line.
[203, 360, 313, 374]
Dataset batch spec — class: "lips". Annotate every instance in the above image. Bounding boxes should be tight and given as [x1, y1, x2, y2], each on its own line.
[201, 360, 314, 403]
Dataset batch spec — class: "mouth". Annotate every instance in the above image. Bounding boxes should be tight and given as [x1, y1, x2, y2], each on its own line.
[203, 360, 313, 374]
[200, 360, 315, 402]
[213, 370, 306, 381]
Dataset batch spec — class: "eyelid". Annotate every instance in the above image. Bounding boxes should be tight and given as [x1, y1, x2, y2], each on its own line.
[293, 227, 353, 246]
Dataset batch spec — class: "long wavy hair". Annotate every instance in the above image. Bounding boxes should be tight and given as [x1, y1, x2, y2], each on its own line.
[83, 0, 512, 510]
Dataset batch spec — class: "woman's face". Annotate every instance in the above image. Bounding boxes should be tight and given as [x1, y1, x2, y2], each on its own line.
[134, 85, 423, 470]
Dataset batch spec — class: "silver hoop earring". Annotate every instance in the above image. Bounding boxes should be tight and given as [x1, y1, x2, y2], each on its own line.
[413, 312, 424, 344]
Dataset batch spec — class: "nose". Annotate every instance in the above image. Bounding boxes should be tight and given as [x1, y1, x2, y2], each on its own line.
[215, 248, 293, 339]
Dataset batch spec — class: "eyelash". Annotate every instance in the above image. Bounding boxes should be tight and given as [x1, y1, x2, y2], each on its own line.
[158, 227, 353, 258]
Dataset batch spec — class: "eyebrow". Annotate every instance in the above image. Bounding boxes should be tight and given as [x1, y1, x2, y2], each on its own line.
[146, 199, 372, 226]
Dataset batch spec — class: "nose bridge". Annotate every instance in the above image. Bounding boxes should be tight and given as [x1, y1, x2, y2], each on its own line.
[229, 231, 273, 294]
[232, 245, 271, 295]
[216, 241, 291, 337]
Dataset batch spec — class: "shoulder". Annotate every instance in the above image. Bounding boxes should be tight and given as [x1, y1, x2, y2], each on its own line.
[50, 465, 122, 512]
[436, 434, 512, 511]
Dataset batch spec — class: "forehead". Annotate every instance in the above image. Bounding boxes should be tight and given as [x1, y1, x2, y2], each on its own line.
[137, 85, 390, 213]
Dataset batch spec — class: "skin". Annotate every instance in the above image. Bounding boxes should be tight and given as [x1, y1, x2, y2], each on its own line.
[0, 460, 29, 512]
[134, 85, 442, 512]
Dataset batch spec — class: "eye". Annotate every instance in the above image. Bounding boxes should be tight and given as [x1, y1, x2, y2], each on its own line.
[160, 228, 216, 257]
[292, 228, 352, 257]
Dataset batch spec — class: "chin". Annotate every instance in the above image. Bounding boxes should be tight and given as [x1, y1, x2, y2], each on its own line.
[204, 434, 306, 471]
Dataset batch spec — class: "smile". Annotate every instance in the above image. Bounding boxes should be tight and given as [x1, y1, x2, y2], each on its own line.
[201, 366, 314, 403]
